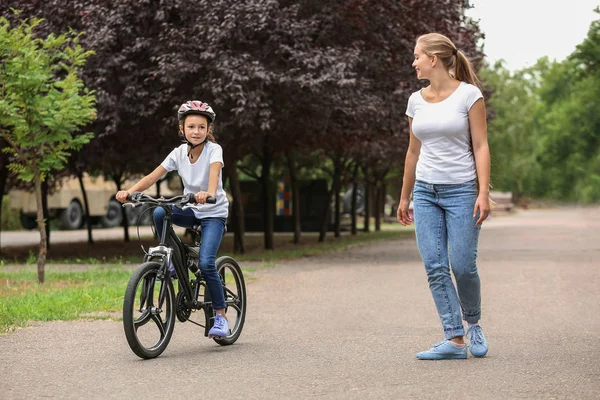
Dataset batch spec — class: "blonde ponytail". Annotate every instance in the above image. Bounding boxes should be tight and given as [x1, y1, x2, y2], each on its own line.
[417, 33, 480, 87]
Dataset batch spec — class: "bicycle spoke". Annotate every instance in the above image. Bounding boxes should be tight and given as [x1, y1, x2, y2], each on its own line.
[224, 287, 236, 298]
[150, 314, 167, 338]
[138, 279, 149, 309]
[229, 304, 242, 314]
[133, 310, 152, 329]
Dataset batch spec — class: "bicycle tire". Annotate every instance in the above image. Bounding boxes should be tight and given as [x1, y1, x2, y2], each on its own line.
[123, 261, 176, 359]
[210, 256, 247, 346]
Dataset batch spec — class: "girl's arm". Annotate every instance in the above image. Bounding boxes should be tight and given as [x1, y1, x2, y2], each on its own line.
[397, 117, 421, 226]
[469, 98, 491, 225]
[115, 165, 168, 203]
[207, 162, 221, 197]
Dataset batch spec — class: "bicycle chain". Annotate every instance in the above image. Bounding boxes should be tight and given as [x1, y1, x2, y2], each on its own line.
[176, 291, 191, 322]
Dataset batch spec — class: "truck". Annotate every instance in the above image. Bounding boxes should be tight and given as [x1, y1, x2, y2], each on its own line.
[8, 174, 176, 230]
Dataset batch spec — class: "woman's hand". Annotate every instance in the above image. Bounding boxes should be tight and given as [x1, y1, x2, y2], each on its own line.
[194, 191, 213, 204]
[115, 190, 130, 203]
[397, 199, 413, 226]
[474, 194, 491, 225]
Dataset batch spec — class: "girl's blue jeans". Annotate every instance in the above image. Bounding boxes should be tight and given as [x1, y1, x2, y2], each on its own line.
[153, 207, 227, 310]
[413, 179, 482, 339]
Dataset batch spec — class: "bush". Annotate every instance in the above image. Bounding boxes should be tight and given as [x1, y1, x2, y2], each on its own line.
[1, 196, 21, 231]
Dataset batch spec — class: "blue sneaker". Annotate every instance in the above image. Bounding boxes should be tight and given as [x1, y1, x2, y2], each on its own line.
[416, 340, 468, 360]
[467, 324, 488, 357]
[208, 314, 229, 338]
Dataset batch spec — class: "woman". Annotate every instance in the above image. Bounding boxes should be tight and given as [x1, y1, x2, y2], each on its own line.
[116, 100, 230, 339]
[397, 33, 490, 360]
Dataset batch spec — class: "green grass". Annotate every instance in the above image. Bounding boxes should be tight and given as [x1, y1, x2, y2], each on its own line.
[0, 226, 413, 333]
[0, 266, 131, 333]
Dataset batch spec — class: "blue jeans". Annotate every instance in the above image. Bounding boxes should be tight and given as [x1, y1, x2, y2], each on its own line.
[413, 179, 482, 339]
[153, 207, 227, 310]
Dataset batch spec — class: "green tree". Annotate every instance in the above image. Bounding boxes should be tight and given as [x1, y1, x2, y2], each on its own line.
[479, 61, 541, 200]
[0, 15, 96, 283]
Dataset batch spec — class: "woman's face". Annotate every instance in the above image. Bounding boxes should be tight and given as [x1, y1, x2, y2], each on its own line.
[412, 42, 432, 80]
[181, 115, 208, 145]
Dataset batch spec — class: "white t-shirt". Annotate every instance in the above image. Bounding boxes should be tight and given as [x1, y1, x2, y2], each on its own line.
[405, 81, 483, 184]
[161, 141, 229, 219]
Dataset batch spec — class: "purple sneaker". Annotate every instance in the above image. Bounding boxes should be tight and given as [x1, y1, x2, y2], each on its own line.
[208, 314, 229, 338]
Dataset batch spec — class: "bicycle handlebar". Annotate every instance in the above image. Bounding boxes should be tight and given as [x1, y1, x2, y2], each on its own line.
[124, 192, 216, 206]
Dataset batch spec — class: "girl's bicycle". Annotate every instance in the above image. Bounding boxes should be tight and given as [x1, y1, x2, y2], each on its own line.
[122, 192, 246, 359]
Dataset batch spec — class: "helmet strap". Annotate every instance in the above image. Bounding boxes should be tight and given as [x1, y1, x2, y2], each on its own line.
[187, 141, 203, 160]
[179, 128, 208, 160]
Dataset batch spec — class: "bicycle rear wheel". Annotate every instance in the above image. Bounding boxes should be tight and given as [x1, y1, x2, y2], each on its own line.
[123, 261, 176, 359]
[209, 256, 247, 346]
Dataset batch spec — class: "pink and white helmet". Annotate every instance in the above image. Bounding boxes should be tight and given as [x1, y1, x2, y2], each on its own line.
[177, 100, 216, 123]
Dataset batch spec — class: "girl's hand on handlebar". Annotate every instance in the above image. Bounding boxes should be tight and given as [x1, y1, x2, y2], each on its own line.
[116, 190, 131, 203]
[194, 191, 213, 205]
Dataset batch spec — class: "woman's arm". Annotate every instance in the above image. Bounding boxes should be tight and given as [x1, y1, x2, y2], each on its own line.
[115, 165, 168, 203]
[469, 98, 491, 225]
[397, 117, 421, 226]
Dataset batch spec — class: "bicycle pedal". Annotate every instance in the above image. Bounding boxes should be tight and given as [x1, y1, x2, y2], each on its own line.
[208, 334, 224, 339]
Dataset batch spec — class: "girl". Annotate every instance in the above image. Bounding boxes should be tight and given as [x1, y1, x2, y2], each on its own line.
[116, 100, 230, 338]
[397, 33, 490, 359]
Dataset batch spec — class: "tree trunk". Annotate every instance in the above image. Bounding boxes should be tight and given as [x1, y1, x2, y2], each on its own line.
[375, 183, 382, 232]
[333, 158, 342, 238]
[350, 163, 359, 236]
[77, 171, 94, 244]
[113, 175, 129, 242]
[286, 151, 301, 244]
[42, 180, 50, 250]
[0, 145, 9, 253]
[363, 168, 371, 232]
[261, 146, 274, 250]
[363, 173, 371, 233]
[318, 185, 333, 243]
[156, 178, 162, 197]
[34, 173, 47, 283]
[225, 161, 246, 254]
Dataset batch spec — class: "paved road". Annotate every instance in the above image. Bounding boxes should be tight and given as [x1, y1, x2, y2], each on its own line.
[1, 206, 599, 399]
[0, 225, 180, 247]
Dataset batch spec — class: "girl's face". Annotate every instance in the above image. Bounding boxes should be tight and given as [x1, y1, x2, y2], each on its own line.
[181, 115, 209, 145]
[412, 43, 433, 80]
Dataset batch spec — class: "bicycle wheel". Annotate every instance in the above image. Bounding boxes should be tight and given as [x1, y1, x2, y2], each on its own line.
[209, 256, 247, 346]
[123, 261, 176, 359]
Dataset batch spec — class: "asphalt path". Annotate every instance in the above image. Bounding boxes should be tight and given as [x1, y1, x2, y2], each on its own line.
[1, 206, 599, 399]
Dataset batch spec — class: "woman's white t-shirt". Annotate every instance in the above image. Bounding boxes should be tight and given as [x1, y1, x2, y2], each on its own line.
[161, 141, 229, 219]
[405, 81, 483, 184]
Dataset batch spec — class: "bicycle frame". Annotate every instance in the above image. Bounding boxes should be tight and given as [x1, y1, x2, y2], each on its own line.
[143, 208, 205, 314]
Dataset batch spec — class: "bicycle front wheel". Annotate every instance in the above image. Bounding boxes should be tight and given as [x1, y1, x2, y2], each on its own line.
[123, 261, 176, 359]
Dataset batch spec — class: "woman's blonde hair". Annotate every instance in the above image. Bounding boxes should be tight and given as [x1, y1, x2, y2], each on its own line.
[417, 33, 480, 87]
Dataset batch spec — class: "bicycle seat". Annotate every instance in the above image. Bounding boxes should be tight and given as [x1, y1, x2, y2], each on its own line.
[183, 226, 227, 258]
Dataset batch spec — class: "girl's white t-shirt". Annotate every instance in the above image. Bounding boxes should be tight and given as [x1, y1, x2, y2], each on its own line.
[161, 141, 229, 219]
[406, 81, 483, 184]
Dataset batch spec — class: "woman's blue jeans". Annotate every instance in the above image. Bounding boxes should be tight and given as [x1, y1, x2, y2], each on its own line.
[413, 179, 482, 339]
[153, 207, 227, 310]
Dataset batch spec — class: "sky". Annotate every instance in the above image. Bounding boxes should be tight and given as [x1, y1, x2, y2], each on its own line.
[466, 0, 599, 71]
